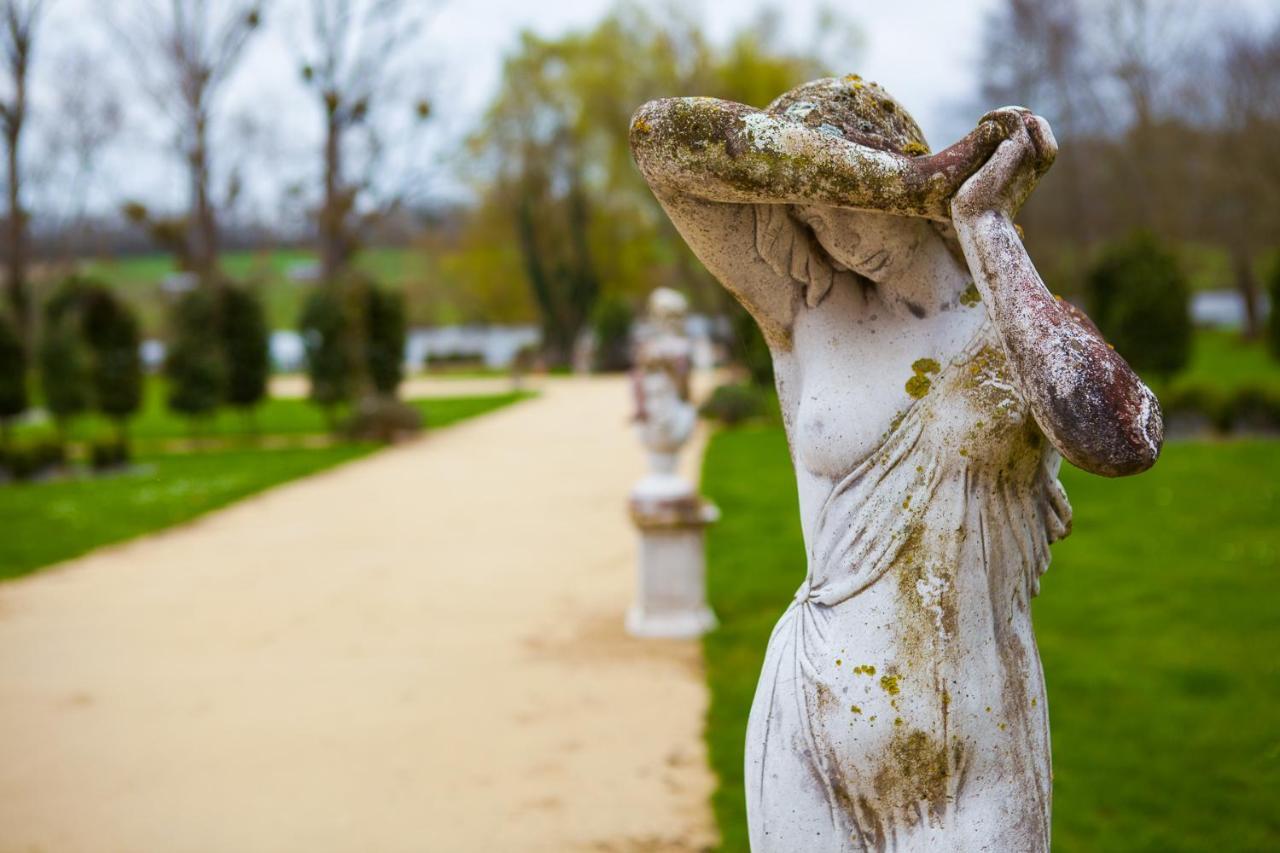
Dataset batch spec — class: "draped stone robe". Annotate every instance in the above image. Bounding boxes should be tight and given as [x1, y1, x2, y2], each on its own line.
[745, 318, 1072, 853]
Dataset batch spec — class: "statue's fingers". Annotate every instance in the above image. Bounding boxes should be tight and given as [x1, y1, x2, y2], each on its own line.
[979, 106, 1032, 137]
[1024, 116, 1058, 171]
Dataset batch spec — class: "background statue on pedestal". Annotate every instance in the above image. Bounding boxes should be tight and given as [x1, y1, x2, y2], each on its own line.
[628, 287, 718, 638]
[631, 77, 1162, 851]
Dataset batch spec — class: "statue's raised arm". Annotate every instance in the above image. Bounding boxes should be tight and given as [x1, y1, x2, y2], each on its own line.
[628, 79, 1012, 346]
[951, 108, 1163, 476]
[631, 91, 1012, 219]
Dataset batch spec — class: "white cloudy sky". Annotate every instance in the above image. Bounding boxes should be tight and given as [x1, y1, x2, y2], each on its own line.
[28, 0, 1277, 220]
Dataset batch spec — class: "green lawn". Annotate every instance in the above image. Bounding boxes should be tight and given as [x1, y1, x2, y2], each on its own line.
[700, 425, 1279, 852]
[0, 392, 531, 582]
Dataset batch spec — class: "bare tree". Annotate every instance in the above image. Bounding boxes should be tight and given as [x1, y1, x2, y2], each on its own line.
[296, 0, 435, 282]
[1207, 19, 1280, 338]
[0, 0, 44, 350]
[39, 47, 124, 261]
[115, 0, 266, 283]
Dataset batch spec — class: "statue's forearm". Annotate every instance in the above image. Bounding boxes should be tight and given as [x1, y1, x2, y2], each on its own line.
[954, 210, 1163, 476]
[630, 98, 1007, 220]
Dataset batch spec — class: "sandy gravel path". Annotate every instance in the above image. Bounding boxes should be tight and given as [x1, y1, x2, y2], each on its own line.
[0, 377, 717, 853]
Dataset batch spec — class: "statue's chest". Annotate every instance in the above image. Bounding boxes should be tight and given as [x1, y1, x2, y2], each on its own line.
[778, 295, 994, 481]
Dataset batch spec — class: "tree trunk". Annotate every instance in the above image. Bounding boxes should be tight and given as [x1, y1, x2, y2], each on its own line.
[1231, 247, 1261, 341]
[5, 70, 27, 353]
[320, 106, 345, 282]
[189, 112, 219, 283]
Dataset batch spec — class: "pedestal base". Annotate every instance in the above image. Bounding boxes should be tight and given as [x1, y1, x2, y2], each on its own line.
[627, 487, 719, 639]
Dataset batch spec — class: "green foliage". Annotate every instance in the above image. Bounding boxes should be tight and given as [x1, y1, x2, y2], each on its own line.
[219, 284, 270, 410]
[364, 283, 407, 395]
[1087, 231, 1191, 379]
[300, 287, 352, 411]
[729, 303, 775, 387]
[700, 425, 1280, 852]
[0, 439, 65, 481]
[38, 297, 90, 429]
[699, 382, 769, 427]
[90, 438, 130, 471]
[591, 294, 633, 372]
[469, 5, 831, 364]
[0, 311, 28, 429]
[81, 286, 143, 427]
[165, 289, 226, 419]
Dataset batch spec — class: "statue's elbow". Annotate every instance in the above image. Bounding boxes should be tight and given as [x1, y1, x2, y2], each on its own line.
[629, 99, 672, 159]
[1047, 385, 1163, 478]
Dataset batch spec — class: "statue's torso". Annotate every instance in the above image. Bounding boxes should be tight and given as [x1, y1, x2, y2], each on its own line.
[774, 278, 988, 543]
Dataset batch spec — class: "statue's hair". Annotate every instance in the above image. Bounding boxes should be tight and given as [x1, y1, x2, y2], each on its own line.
[765, 76, 930, 155]
[761, 76, 968, 272]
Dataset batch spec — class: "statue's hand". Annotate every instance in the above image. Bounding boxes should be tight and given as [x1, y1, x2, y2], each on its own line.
[952, 108, 1057, 219]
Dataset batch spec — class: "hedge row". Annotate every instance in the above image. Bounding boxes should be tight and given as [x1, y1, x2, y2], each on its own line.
[1161, 384, 1280, 435]
[0, 437, 130, 482]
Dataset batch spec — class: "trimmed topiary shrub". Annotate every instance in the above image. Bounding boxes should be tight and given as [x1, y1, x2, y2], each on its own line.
[0, 310, 27, 443]
[729, 303, 774, 388]
[39, 290, 91, 438]
[166, 289, 226, 422]
[592, 294, 634, 373]
[365, 283, 406, 396]
[82, 286, 143, 439]
[1087, 231, 1191, 381]
[300, 287, 353, 421]
[1226, 385, 1280, 434]
[90, 438, 131, 471]
[219, 284, 270, 415]
[1, 439, 66, 481]
[699, 382, 769, 427]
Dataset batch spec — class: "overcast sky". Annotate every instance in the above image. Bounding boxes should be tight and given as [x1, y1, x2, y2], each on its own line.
[29, 0, 1278, 221]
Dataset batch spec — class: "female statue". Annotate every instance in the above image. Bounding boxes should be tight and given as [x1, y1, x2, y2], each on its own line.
[629, 77, 1162, 852]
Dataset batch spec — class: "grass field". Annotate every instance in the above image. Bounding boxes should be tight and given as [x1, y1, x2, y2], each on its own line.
[0, 392, 531, 582]
[700, 426, 1279, 852]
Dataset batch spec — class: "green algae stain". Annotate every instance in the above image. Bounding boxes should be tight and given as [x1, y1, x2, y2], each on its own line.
[905, 358, 941, 399]
[911, 358, 941, 375]
[880, 674, 902, 696]
[905, 374, 931, 399]
[959, 282, 982, 307]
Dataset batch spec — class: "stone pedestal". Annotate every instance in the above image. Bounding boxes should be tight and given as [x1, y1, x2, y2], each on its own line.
[626, 474, 719, 639]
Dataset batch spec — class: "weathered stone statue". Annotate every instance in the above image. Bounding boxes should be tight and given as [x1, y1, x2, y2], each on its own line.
[630, 78, 1162, 851]
[628, 287, 718, 638]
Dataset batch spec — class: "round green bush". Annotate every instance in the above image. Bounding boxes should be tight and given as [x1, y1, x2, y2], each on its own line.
[165, 289, 225, 420]
[592, 294, 634, 373]
[365, 283, 407, 396]
[699, 382, 768, 427]
[219, 284, 270, 411]
[0, 310, 27, 435]
[1087, 231, 1191, 380]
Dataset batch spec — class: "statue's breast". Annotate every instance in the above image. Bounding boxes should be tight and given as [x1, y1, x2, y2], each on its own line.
[784, 288, 989, 481]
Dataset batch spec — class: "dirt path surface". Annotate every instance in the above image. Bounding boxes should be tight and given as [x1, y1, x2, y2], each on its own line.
[0, 378, 718, 853]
